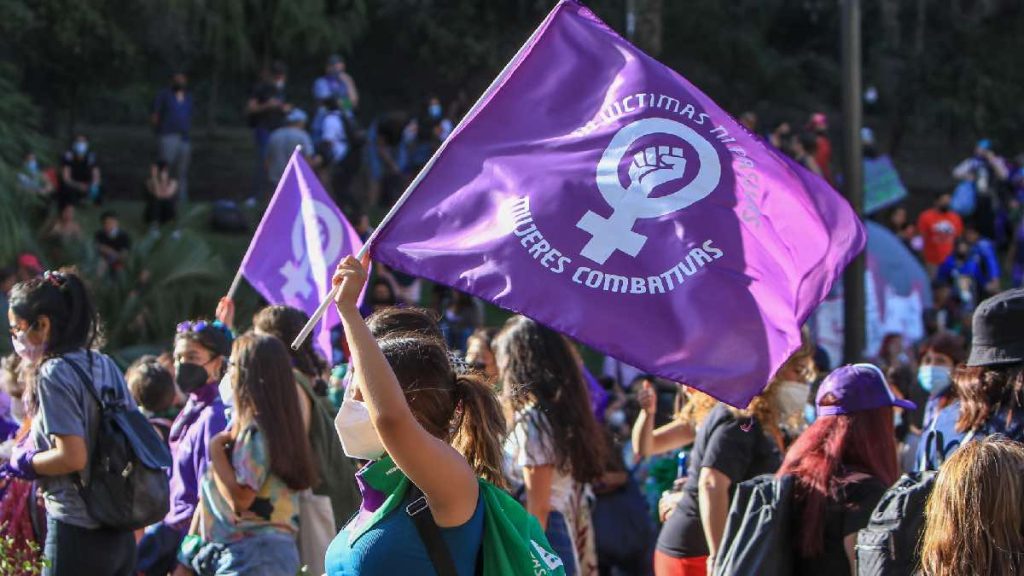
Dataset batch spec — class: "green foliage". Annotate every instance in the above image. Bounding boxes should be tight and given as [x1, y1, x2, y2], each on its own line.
[1, 0, 141, 125]
[86, 224, 229, 359]
[0, 65, 50, 265]
[159, 0, 368, 73]
[0, 526, 48, 576]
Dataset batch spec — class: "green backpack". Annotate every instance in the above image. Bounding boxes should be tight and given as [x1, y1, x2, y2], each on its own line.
[352, 457, 566, 576]
[476, 479, 566, 575]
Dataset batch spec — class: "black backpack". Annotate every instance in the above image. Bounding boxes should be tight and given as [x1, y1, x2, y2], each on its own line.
[855, 425, 976, 576]
[854, 472, 936, 576]
[713, 474, 795, 576]
[66, 354, 172, 530]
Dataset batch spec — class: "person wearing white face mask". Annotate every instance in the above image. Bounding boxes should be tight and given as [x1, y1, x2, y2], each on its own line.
[774, 359, 816, 440]
[324, 255, 511, 576]
[4, 270, 138, 575]
[58, 134, 102, 208]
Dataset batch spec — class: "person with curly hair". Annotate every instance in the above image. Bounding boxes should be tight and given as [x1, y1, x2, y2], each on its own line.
[652, 343, 814, 576]
[495, 315, 609, 576]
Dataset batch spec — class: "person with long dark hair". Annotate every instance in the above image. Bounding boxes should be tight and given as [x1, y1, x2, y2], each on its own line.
[251, 305, 360, 534]
[137, 320, 231, 576]
[494, 315, 608, 576]
[3, 270, 137, 575]
[183, 333, 319, 574]
[779, 364, 911, 575]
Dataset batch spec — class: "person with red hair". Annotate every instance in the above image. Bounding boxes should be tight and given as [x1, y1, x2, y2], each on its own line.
[778, 364, 915, 575]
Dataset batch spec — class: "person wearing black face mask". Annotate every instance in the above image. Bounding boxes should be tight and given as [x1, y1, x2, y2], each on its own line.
[151, 71, 193, 203]
[135, 320, 231, 576]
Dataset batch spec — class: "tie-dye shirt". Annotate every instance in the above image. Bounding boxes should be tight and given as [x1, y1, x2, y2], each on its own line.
[197, 423, 300, 542]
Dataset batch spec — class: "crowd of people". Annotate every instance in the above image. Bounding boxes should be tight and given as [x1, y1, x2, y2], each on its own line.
[6, 47, 1024, 576]
[12, 55, 474, 250]
[0, 249, 1023, 576]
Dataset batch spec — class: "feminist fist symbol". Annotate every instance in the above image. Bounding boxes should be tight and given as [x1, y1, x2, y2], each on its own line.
[629, 146, 687, 197]
[577, 118, 722, 265]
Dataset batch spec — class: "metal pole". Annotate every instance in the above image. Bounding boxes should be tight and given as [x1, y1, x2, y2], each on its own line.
[841, 0, 865, 364]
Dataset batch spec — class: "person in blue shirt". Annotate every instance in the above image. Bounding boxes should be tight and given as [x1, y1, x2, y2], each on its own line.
[917, 289, 1024, 471]
[963, 220, 1001, 297]
[151, 72, 193, 203]
[916, 332, 966, 430]
[310, 55, 360, 145]
[936, 222, 1000, 306]
[312, 55, 360, 109]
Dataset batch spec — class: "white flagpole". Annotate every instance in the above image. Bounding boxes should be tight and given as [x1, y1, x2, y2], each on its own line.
[226, 267, 244, 300]
[291, 1, 566, 351]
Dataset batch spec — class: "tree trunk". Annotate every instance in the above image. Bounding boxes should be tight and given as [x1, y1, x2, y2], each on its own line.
[634, 0, 663, 57]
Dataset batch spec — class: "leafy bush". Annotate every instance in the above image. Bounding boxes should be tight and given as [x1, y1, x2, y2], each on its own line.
[0, 525, 48, 576]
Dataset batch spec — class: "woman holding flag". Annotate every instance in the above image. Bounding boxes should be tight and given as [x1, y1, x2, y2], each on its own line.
[324, 255, 545, 575]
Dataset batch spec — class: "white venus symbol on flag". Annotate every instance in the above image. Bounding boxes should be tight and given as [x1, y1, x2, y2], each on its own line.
[576, 117, 722, 264]
[279, 199, 344, 303]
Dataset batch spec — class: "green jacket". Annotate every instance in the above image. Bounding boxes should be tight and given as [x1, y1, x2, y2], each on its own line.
[294, 371, 360, 530]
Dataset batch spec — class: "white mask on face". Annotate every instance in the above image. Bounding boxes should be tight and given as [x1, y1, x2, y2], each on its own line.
[218, 372, 234, 408]
[334, 387, 385, 461]
[777, 380, 811, 424]
[11, 328, 44, 363]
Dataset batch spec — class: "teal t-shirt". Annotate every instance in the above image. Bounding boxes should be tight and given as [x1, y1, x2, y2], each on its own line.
[324, 494, 483, 575]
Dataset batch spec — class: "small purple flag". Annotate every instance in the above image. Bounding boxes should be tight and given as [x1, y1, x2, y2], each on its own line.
[240, 151, 364, 358]
[369, 1, 865, 407]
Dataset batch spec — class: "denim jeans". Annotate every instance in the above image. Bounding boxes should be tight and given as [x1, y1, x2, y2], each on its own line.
[547, 510, 578, 576]
[192, 531, 300, 576]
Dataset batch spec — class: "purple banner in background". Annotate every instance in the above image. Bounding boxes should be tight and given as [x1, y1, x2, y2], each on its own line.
[240, 151, 364, 358]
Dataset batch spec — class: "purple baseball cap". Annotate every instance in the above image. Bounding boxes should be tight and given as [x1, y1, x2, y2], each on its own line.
[815, 363, 916, 416]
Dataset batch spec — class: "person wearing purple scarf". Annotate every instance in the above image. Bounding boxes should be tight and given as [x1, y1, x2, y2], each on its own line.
[136, 320, 231, 576]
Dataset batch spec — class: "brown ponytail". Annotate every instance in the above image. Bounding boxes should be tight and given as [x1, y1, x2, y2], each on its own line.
[378, 332, 509, 488]
[451, 374, 508, 489]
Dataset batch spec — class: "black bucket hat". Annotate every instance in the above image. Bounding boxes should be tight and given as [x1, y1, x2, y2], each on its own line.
[967, 289, 1024, 367]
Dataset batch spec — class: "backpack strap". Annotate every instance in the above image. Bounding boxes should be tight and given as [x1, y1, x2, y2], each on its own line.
[405, 484, 459, 576]
[63, 352, 106, 412]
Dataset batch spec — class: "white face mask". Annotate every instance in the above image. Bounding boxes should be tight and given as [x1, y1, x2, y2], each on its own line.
[777, 380, 811, 424]
[218, 372, 234, 408]
[334, 387, 385, 461]
[11, 328, 44, 363]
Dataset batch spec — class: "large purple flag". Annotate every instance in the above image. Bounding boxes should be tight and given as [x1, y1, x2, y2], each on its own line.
[239, 151, 364, 358]
[369, 1, 865, 407]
